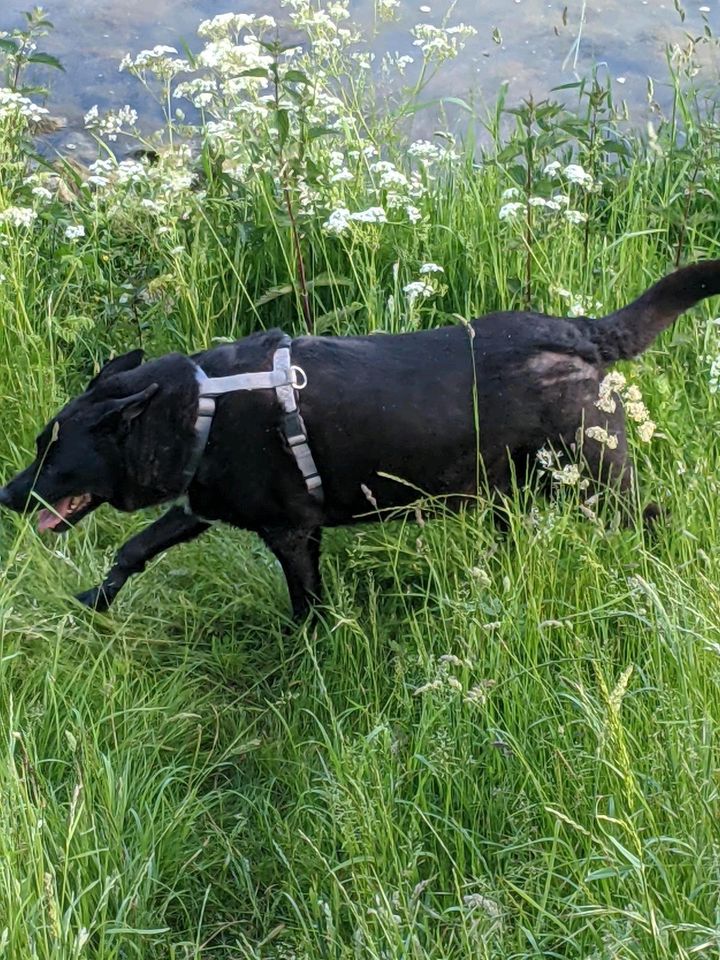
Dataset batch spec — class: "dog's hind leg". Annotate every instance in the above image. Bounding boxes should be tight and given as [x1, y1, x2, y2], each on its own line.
[76, 505, 210, 612]
[259, 527, 322, 620]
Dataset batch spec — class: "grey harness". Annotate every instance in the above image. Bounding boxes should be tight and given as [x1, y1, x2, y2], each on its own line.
[181, 334, 324, 503]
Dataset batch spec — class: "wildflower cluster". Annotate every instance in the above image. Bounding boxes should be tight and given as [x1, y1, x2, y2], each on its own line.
[84, 104, 138, 141]
[0, 87, 48, 126]
[498, 184, 582, 226]
[544, 160, 600, 192]
[595, 372, 656, 442]
[403, 262, 446, 311]
[499, 159, 602, 228]
[536, 447, 589, 490]
[0, 205, 36, 228]
[411, 22, 477, 63]
[322, 144, 458, 234]
[119, 44, 191, 80]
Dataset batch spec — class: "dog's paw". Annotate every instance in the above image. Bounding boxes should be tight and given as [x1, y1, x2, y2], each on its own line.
[75, 585, 111, 613]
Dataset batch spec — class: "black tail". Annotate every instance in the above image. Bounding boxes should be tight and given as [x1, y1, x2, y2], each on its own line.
[581, 260, 720, 363]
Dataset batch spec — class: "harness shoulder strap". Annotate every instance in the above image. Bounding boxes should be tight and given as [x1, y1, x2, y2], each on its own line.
[273, 335, 324, 500]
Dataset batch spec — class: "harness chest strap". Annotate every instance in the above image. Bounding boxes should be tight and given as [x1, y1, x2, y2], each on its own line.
[182, 334, 324, 503]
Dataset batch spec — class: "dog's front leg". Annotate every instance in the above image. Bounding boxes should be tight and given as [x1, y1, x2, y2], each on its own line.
[76, 505, 210, 612]
[259, 527, 322, 620]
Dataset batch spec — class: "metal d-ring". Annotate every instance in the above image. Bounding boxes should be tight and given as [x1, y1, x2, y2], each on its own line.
[290, 365, 308, 389]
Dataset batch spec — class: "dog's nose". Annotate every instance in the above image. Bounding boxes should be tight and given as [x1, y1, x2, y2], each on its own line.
[0, 486, 11, 507]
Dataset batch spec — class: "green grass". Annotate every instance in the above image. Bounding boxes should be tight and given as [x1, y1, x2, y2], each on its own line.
[2, 4, 720, 957]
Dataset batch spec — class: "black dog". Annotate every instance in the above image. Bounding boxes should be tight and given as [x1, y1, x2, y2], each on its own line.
[1, 261, 718, 617]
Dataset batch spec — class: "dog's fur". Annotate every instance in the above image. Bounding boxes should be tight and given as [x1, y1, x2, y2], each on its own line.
[2, 261, 719, 617]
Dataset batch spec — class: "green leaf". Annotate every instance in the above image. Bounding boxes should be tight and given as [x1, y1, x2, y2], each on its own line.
[602, 139, 631, 157]
[27, 51, 65, 71]
[276, 108, 289, 149]
[305, 273, 353, 292]
[0, 38, 19, 54]
[438, 96, 474, 114]
[283, 69, 310, 85]
[585, 867, 627, 882]
[255, 283, 294, 307]
[308, 125, 337, 140]
[313, 302, 364, 334]
[550, 80, 583, 92]
[239, 67, 270, 78]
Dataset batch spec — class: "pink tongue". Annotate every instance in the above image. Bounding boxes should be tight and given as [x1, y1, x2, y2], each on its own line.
[37, 496, 74, 532]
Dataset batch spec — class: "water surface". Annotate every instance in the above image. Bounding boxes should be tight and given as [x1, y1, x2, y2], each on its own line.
[5, 0, 720, 151]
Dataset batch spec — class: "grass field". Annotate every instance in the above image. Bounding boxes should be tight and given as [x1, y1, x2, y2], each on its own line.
[2, 4, 720, 958]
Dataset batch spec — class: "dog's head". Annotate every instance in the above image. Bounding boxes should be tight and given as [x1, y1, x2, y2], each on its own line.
[0, 349, 199, 533]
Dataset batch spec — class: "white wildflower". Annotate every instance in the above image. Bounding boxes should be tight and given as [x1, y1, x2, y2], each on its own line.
[637, 420, 656, 442]
[536, 447, 554, 469]
[501, 186, 521, 200]
[198, 13, 264, 39]
[393, 53, 414, 75]
[330, 168, 353, 183]
[378, 168, 409, 189]
[114, 159, 149, 184]
[323, 206, 351, 235]
[408, 139, 443, 165]
[85, 104, 138, 141]
[563, 164, 594, 188]
[0, 87, 48, 124]
[140, 199, 165, 213]
[499, 201, 525, 221]
[0, 206, 37, 228]
[585, 425, 619, 449]
[406, 204, 422, 223]
[552, 464, 588, 489]
[173, 78, 218, 109]
[596, 371, 625, 413]
[349, 206, 387, 224]
[411, 22, 477, 62]
[600, 371, 626, 393]
[404, 280, 435, 304]
[419, 262, 444, 274]
[564, 209, 588, 224]
[625, 400, 650, 423]
[64, 224, 85, 240]
[543, 160, 562, 177]
[31, 186, 52, 202]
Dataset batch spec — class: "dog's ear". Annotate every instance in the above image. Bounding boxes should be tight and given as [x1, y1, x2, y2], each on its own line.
[99, 383, 160, 425]
[89, 349, 144, 389]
